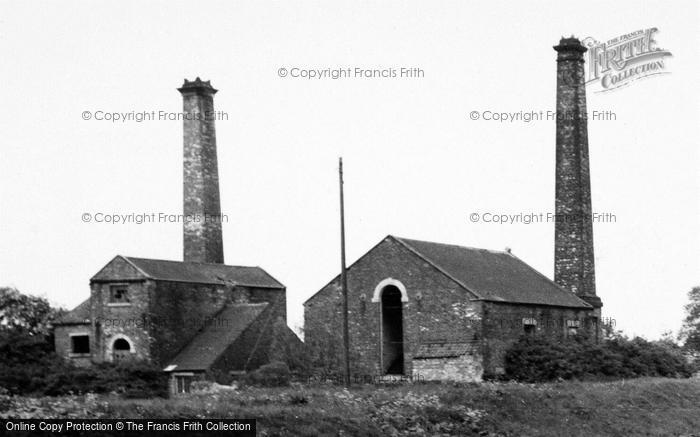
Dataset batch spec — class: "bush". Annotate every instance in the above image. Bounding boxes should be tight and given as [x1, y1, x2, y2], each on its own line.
[243, 361, 291, 386]
[504, 335, 693, 382]
[0, 331, 167, 397]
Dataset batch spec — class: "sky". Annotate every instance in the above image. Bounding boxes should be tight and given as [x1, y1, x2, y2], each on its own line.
[0, 0, 698, 340]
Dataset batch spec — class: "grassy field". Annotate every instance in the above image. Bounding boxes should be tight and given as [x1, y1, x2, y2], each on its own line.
[1, 377, 699, 436]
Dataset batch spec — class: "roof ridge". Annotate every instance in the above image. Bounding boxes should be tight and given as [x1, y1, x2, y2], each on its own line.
[122, 255, 261, 269]
[391, 236, 507, 255]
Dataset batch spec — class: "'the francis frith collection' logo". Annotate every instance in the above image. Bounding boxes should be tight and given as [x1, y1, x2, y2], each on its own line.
[582, 28, 672, 92]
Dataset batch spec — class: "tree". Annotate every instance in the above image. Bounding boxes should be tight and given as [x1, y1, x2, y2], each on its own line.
[679, 286, 700, 354]
[0, 286, 64, 336]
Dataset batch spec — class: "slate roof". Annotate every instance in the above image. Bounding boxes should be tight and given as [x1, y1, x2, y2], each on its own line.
[165, 303, 269, 371]
[393, 236, 590, 308]
[414, 342, 474, 359]
[55, 299, 91, 325]
[101, 256, 285, 289]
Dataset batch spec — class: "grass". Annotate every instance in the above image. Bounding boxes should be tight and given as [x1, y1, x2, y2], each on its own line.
[1, 377, 699, 436]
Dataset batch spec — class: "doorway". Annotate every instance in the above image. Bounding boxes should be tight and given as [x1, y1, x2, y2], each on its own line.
[381, 285, 404, 374]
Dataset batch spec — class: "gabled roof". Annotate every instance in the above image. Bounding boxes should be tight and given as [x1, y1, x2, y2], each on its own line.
[165, 303, 268, 372]
[55, 299, 91, 325]
[392, 236, 591, 308]
[304, 235, 591, 308]
[92, 256, 284, 289]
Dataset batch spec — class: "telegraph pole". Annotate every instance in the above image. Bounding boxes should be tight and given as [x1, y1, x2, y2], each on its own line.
[339, 157, 351, 387]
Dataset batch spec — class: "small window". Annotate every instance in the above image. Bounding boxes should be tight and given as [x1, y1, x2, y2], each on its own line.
[567, 320, 580, 336]
[523, 318, 537, 336]
[109, 285, 130, 304]
[71, 335, 90, 354]
[175, 375, 194, 393]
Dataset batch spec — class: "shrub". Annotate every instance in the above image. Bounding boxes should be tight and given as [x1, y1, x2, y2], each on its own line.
[0, 332, 167, 397]
[40, 361, 168, 398]
[243, 361, 291, 386]
[504, 335, 693, 382]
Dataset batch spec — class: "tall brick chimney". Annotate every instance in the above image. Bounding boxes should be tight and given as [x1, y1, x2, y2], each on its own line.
[178, 78, 224, 264]
[553, 37, 602, 311]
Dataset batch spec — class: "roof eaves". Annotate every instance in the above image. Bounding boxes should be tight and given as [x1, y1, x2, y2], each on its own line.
[120, 255, 154, 279]
[303, 235, 395, 306]
[253, 266, 286, 289]
[88, 255, 153, 282]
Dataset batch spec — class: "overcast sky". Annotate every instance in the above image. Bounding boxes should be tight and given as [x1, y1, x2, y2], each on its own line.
[1, 0, 698, 339]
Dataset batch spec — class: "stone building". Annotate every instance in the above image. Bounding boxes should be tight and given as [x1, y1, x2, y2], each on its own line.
[54, 78, 300, 394]
[303, 37, 603, 381]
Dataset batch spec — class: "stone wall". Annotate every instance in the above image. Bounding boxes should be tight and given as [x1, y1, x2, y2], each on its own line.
[85, 256, 288, 367]
[90, 279, 153, 363]
[54, 324, 93, 367]
[412, 353, 483, 382]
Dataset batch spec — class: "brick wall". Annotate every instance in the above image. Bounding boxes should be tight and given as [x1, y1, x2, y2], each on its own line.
[304, 237, 481, 377]
[179, 79, 224, 264]
[148, 280, 230, 366]
[481, 301, 591, 375]
[553, 37, 601, 310]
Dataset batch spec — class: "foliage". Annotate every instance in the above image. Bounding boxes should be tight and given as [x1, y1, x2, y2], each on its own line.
[0, 328, 166, 398]
[0, 287, 167, 398]
[0, 329, 61, 394]
[3, 379, 700, 436]
[0, 286, 64, 336]
[504, 334, 694, 382]
[43, 361, 169, 398]
[680, 286, 700, 353]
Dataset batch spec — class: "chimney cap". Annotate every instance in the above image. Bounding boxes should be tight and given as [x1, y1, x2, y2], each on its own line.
[554, 36, 587, 53]
[178, 77, 218, 94]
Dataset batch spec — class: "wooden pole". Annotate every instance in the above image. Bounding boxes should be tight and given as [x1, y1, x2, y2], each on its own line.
[339, 157, 351, 387]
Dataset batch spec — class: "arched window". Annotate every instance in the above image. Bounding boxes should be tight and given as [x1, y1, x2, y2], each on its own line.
[112, 338, 132, 362]
[380, 285, 405, 375]
[371, 278, 408, 303]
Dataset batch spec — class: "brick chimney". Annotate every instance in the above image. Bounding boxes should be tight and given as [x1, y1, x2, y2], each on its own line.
[178, 78, 224, 264]
[553, 37, 602, 310]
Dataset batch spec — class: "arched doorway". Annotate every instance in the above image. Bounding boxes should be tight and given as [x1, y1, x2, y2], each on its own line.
[381, 285, 404, 375]
[112, 338, 132, 362]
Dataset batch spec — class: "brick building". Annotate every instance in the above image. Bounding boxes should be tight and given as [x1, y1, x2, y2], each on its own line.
[54, 78, 300, 394]
[303, 37, 603, 381]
